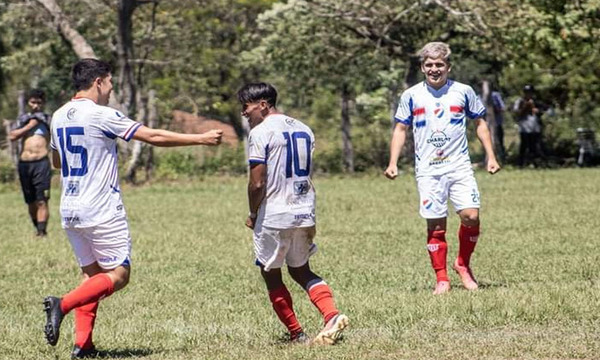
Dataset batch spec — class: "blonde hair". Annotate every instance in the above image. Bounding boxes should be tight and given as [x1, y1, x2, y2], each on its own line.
[418, 42, 451, 63]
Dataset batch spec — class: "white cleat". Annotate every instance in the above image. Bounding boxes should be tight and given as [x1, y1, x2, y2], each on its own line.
[313, 314, 349, 345]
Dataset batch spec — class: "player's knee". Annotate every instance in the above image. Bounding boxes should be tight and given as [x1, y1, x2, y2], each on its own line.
[460, 211, 479, 226]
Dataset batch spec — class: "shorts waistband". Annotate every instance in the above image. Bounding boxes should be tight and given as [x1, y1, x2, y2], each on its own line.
[19, 157, 49, 164]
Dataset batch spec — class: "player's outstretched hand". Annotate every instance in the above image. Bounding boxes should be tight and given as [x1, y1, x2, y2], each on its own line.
[202, 129, 223, 146]
[487, 158, 501, 174]
[384, 164, 398, 180]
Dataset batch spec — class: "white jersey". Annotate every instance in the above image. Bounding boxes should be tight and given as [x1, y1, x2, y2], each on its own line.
[395, 80, 486, 177]
[248, 114, 316, 229]
[50, 98, 142, 228]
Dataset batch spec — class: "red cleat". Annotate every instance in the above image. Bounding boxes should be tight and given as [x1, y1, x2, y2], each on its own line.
[432, 281, 451, 295]
[453, 260, 478, 290]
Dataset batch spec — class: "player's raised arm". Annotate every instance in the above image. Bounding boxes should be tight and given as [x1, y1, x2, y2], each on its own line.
[474, 118, 501, 174]
[132, 126, 223, 147]
[384, 122, 408, 179]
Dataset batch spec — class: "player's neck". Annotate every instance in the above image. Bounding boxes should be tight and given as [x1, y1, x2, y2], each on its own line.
[73, 90, 99, 103]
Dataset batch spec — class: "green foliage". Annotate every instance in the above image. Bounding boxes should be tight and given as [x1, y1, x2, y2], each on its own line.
[0, 161, 15, 183]
[155, 146, 247, 180]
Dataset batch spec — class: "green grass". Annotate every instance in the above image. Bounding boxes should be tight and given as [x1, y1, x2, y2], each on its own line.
[1, 168, 599, 359]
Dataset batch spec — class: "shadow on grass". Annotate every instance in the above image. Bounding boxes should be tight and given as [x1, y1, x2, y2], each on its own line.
[94, 348, 156, 358]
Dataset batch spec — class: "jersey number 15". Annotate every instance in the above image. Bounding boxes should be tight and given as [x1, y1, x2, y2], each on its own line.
[57, 127, 88, 177]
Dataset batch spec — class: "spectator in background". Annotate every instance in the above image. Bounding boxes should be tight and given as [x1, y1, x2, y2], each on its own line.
[513, 85, 545, 167]
[490, 86, 506, 162]
[4, 89, 52, 237]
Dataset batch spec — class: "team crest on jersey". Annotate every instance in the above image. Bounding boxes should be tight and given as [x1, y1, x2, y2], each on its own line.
[285, 117, 295, 125]
[434, 103, 445, 118]
[67, 108, 77, 120]
[422, 198, 433, 210]
[427, 130, 451, 148]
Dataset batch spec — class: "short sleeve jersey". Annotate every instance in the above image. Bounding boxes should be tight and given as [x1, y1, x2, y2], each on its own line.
[50, 98, 142, 228]
[247, 114, 316, 229]
[394, 80, 486, 177]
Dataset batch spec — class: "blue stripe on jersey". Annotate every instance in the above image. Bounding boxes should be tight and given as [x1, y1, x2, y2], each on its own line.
[123, 123, 142, 141]
[248, 159, 266, 165]
[415, 120, 427, 128]
[265, 144, 270, 160]
[450, 117, 464, 125]
[464, 94, 487, 119]
[255, 259, 264, 267]
[395, 117, 411, 125]
[102, 130, 117, 139]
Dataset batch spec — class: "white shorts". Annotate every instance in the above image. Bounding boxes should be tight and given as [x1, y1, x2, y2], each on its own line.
[416, 171, 480, 219]
[253, 224, 317, 272]
[65, 215, 132, 270]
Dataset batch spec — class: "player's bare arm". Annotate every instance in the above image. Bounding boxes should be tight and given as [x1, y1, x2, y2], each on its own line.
[474, 118, 501, 174]
[8, 118, 40, 141]
[246, 162, 267, 229]
[132, 126, 223, 146]
[384, 122, 408, 180]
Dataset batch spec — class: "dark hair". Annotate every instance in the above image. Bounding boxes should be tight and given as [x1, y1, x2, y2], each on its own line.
[72, 58, 112, 91]
[237, 83, 277, 108]
[27, 89, 45, 101]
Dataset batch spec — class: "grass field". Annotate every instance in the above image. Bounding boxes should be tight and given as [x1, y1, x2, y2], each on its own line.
[1, 168, 599, 359]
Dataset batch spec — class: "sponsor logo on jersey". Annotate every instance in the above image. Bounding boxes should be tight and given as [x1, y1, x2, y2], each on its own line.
[427, 130, 451, 148]
[98, 255, 118, 263]
[67, 108, 77, 120]
[285, 117, 295, 125]
[63, 216, 80, 223]
[294, 180, 310, 195]
[65, 181, 80, 196]
[294, 213, 313, 220]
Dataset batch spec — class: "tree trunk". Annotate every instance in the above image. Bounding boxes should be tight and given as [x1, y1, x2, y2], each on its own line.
[341, 84, 354, 173]
[116, 0, 138, 117]
[123, 91, 147, 183]
[35, 0, 96, 59]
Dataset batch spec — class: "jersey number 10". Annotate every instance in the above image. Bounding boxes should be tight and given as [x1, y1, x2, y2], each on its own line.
[283, 131, 311, 178]
[57, 127, 89, 177]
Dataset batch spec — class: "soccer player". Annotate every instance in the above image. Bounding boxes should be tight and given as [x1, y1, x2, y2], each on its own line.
[5, 89, 52, 236]
[43, 58, 223, 358]
[239, 82, 349, 344]
[384, 42, 500, 295]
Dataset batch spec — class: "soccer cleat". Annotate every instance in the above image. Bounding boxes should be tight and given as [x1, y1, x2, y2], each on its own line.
[453, 260, 478, 290]
[71, 345, 99, 359]
[432, 280, 451, 295]
[43, 296, 64, 346]
[290, 331, 310, 344]
[313, 314, 349, 345]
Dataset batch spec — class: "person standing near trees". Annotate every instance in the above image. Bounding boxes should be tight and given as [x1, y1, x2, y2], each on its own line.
[42, 58, 223, 358]
[514, 84, 545, 167]
[239, 82, 349, 344]
[4, 89, 52, 237]
[384, 42, 500, 295]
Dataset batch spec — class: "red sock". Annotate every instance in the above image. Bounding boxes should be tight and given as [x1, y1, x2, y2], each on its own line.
[307, 282, 339, 324]
[427, 230, 448, 282]
[61, 273, 114, 314]
[74, 301, 99, 349]
[458, 223, 480, 267]
[268, 286, 302, 336]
